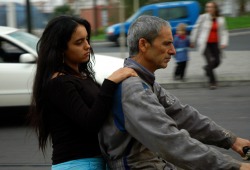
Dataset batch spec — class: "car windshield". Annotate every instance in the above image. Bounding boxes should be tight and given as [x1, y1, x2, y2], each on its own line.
[7, 31, 39, 51]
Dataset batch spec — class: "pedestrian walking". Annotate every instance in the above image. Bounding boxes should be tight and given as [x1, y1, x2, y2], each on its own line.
[173, 23, 190, 81]
[190, 0, 228, 89]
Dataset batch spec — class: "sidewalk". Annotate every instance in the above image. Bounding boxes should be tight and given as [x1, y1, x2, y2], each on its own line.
[97, 50, 250, 89]
[155, 51, 250, 89]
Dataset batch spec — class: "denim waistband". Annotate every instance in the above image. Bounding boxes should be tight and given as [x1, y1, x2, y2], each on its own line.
[52, 157, 106, 170]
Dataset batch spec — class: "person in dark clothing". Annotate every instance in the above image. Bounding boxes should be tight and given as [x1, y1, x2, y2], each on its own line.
[173, 23, 190, 81]
[28, 15, 137, 170]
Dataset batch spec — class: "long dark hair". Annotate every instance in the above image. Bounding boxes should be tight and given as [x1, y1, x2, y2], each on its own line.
[28, 15, 95, 153]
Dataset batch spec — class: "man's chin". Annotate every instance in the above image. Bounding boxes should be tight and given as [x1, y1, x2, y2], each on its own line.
[161, 64, 168, 69]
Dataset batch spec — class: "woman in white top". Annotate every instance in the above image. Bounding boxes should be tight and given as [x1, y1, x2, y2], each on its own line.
[190, 1, 228, 90]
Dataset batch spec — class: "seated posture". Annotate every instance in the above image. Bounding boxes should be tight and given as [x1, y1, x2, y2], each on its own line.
[98, 15, 250, 170]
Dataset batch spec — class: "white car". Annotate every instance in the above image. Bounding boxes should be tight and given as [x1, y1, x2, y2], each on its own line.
[0, 26, 124, 107]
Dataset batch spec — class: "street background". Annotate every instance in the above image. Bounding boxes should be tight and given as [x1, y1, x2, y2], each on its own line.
[93, 29, 250, 89]
[0, 0, 250, 169]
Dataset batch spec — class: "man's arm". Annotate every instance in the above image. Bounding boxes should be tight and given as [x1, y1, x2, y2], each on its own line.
[155, 83, 237, 149]
[121, 77, 241, 170]
[156, 83, 250, 167]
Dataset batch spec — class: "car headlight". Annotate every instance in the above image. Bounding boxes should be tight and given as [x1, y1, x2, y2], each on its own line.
[106, 27, 115, 35]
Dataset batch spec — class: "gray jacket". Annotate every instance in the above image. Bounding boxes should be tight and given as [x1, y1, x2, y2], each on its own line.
[99, 58, 240, 170]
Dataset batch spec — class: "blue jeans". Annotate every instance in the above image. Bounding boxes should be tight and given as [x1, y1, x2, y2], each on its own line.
[52, 158, 107, 170]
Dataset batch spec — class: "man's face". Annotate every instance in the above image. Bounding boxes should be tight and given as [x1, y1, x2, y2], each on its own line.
[143, 26, 176, 73]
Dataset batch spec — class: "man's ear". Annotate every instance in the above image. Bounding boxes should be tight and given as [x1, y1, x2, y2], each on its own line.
[138, 38, 149, 53]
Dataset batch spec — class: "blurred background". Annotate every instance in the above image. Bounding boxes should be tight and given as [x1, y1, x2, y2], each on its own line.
[0, 0, 250, 38]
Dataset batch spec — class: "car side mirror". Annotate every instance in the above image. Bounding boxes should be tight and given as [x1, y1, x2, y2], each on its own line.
[19, 53, 36, 63]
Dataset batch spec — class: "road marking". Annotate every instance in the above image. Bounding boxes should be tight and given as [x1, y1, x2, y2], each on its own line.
[230, 31, 250, 36]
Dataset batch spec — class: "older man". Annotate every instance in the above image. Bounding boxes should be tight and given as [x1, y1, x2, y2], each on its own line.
[99, 15, 250, 170]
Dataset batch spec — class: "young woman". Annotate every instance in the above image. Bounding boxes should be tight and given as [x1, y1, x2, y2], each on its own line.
[28, 15, 136, 170]
[190, 1, 229, 89]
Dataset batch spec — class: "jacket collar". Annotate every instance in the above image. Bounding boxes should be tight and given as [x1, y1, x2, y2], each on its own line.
[124, 58, 155, 86]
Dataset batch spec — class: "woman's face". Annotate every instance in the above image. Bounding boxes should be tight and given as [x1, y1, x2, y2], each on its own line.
[64, 24, 91, 71]
[206, 2, 216, 16]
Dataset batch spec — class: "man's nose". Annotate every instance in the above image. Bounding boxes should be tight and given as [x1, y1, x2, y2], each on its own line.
[168, 45, 176, 55]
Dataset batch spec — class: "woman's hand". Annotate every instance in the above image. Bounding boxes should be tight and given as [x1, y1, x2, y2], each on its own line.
[220, 45, 227, 49]
[190, 43, 195, 48]
[107, 67, 138, 83]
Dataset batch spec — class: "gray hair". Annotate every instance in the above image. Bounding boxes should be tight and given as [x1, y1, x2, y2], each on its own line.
[127, 15, 171, 56]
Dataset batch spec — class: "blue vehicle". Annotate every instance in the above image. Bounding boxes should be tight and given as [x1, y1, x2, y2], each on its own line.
[106, 1, 200, 45]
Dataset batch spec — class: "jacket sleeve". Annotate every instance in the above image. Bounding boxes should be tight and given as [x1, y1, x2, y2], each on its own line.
[155, 83, 237, 149]
[190, 14, 204, 45]
[121, 78, 240, 170]
[219, 17, 229, 46]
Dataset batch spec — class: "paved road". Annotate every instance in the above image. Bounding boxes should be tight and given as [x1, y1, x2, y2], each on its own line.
[167, 85, 250, 164]
[228, 29, 250, 51]
[0, 86, 250, 170]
